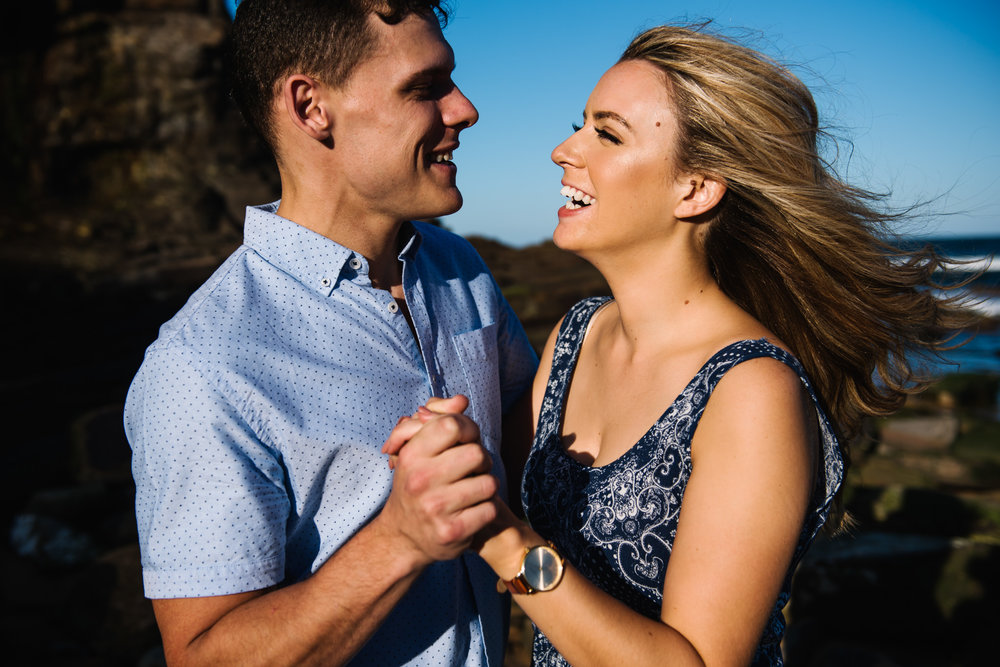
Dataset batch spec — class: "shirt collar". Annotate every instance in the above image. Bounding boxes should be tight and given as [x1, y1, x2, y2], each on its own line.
[243, 202, 424, 296]
[397, 220, 423, 260]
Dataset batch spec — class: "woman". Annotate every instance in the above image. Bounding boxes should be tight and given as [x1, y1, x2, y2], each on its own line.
[388, 25, 973, 666]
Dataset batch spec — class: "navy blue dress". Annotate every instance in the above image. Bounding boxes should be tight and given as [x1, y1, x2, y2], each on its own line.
[522, 297, 845, 666]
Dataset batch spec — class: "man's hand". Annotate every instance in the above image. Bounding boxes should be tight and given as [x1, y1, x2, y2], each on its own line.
[377, 395, 499, 565]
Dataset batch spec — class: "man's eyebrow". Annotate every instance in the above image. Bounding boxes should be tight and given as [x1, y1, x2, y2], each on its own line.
[401, 63, 454, 87]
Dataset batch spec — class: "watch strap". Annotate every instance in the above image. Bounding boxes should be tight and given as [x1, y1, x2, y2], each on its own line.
[503, 574, 532, 595]
[497, 546, 533, 594]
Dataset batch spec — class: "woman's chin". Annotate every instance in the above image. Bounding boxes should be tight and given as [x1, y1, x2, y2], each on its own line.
[552, 219, 584, 253]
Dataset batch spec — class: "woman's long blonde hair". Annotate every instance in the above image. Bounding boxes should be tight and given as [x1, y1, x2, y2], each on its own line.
[621, 26, 976, 460]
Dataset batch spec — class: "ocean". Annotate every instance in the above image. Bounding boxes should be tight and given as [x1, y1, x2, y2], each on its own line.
[904, 236, 1000, 377]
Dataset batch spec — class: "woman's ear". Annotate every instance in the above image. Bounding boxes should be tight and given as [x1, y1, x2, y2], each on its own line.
[280, 74, 333, 142]
[673, 174, 726, 219]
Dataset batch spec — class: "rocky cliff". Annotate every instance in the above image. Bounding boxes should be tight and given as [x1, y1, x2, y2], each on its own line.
[2, 0, 278, 283]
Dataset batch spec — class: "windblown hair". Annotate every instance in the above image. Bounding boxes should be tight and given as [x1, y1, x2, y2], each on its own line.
[620, 26, 976, 471]
[230, 0, 449, 152]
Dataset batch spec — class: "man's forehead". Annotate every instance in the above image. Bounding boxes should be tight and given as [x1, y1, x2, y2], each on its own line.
[364, 12, 454, 75]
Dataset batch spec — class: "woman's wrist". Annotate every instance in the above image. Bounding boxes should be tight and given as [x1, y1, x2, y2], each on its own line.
[479, 520, 542, 581]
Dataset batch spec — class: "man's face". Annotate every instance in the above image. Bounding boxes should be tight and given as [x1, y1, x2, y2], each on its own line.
[330, 13, 478, 226]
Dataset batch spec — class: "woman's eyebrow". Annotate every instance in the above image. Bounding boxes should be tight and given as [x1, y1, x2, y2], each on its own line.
[592, 110, 632, 130]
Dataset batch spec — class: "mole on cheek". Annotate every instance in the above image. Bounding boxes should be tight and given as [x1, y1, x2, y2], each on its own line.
[655, 121, 661, 127]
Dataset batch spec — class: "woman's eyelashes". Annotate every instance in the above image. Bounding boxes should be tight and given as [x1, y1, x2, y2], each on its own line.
[595, 128, 621, 144]
[571, 123, 622, 145]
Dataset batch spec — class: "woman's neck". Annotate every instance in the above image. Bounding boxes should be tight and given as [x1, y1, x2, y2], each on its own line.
[587, 236, 735, 360]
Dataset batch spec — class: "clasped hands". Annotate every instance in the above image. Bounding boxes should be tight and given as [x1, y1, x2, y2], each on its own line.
[378, 395, 507, 566]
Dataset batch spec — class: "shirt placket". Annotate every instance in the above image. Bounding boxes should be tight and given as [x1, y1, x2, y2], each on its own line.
[400, 254, 445, 398]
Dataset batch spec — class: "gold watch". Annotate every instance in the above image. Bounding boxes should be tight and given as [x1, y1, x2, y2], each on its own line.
[496, 542, 565, 595]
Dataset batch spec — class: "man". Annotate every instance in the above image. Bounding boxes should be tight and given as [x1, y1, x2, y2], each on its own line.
[123, 1, 537, 664]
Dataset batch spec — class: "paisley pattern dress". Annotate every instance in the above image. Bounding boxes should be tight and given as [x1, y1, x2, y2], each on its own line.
[522, 297, 844, 666]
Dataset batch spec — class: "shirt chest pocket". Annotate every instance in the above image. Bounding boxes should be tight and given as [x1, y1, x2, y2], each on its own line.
[450, 322, 502, 453]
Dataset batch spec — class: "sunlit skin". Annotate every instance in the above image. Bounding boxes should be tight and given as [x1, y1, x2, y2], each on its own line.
[386, 58, 819, 667]
[550, 60, 691, 265]
[314, 15, 478, 226]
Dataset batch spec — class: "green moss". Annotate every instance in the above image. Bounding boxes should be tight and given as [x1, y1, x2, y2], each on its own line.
[934, 542, 986, 620]
[926, 373, 1000, 409]
[500, 284, 533, 298]
[846, 456, 938, 489]
[952, 419, 1000, 461]
[951, 419, 1000, 486]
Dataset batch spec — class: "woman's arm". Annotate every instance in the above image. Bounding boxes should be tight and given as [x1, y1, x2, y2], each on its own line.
[478, 355, 816, 667]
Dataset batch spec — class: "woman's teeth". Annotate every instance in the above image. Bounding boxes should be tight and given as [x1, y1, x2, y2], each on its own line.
[560, 185, 595, 209]
[434, 152, 453, 163]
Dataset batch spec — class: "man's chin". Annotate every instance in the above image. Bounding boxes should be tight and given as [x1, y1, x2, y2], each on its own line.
[411, 193, 463, 222]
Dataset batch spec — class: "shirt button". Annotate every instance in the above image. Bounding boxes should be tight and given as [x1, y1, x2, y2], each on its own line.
[320, 277, 331, 287]
[388, 302, 399, 314]
[349, 258, 362, 270]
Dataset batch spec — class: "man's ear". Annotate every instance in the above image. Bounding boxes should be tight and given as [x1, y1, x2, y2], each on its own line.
[280, 74, 333, 142]
[673, 173, 726, 219]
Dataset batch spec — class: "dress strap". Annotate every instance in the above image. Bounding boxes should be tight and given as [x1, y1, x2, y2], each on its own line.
[534, 297, 614, 451]
[549, 297, 613, 373]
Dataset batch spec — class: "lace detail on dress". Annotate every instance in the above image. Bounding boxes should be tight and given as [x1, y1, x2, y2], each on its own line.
[522, 297, 844, 666]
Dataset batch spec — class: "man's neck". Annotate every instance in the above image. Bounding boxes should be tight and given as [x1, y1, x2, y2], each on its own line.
[276, 195, 408, 293]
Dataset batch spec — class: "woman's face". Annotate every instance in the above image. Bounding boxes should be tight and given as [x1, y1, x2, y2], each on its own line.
[550, 60, 692, 258]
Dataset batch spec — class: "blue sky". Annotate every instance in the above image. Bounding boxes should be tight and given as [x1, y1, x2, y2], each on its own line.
[435, 0, 1000, 246]
[227, 0, 999, 246]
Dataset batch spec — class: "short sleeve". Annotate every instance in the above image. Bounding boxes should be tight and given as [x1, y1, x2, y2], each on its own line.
[125, 345, 289, 598]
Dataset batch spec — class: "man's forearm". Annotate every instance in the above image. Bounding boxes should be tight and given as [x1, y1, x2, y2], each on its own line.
[158, 515, 426, 667]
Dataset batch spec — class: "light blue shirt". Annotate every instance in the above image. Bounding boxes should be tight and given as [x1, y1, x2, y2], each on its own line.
[125, 202, 537, 666]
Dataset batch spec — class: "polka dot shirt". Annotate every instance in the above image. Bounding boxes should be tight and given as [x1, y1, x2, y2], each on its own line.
[124, 202, 538, 666]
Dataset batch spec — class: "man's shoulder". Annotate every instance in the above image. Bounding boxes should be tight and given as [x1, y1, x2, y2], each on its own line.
[129, 243, 287, 413]
[146, 244, 273, 358]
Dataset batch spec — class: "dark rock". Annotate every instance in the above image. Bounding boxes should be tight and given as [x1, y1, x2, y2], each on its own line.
[788, 531, 1000, 665]
[4, 538, 158, 664]
[466, 237, 610, 351]
[138, 645, 168, 667]
[925, 373, 1000, 411]
[25, 483, 115, 522]
[1, 0, 278, 283]
[89, 544, 159, 660]
[845, 485, 989, 538]
[9, 513, 100, 566]
[878, 415, 959, 452]
[72, 404, 133, 483]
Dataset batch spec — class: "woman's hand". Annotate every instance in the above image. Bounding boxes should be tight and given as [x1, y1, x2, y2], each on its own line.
[382, 395, 471, 469]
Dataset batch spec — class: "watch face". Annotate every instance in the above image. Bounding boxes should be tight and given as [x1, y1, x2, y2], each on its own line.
[523, 545, 563, 592]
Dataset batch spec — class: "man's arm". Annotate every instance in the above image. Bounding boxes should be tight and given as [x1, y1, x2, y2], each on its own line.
[154, 413, 497, 667]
